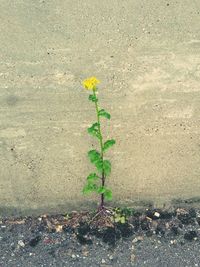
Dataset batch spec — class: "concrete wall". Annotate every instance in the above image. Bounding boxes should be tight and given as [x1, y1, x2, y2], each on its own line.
[0, 0, 200, 215]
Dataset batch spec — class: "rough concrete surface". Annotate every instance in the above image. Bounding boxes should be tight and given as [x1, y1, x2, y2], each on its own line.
[0, 0, 200, 215]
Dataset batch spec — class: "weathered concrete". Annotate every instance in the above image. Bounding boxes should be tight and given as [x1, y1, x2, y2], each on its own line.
[0, 0, 200, 215]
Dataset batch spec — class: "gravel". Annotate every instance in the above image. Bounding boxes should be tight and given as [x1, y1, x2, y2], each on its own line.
[1, 207, 200, 266]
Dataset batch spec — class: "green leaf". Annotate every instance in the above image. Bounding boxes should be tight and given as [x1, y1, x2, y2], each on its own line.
[104, 189, 113, 200]
[97, 186, 106, 194]
[103, 160, 111, 176]
[87, 173, 99, 182]
[98, 109, 111, 119]
[90, 122, 99, 129]
[82, 183, 97, 194]
[88, 150, 101, 164]
[88, 150, 104, 173]
[89, 94, 98, 102]
[103, 139, 116, 152]
[120, 216, 126, 224]
[95, 159, 103, 172]
[114, 215, 125, 224]
[87, 123, 100, 139]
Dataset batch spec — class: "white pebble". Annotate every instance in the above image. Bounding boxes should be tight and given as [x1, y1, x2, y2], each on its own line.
[101, 259, 106, 264]
[18, 240, 25, 247]
[154, 212, 160, 218]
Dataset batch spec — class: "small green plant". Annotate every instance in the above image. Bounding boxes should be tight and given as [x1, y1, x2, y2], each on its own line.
[82, 77, 116, 211]
[112, 207, 133, 224]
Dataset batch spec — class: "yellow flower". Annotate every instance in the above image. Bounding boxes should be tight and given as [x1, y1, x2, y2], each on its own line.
[82, 77, 100, 90]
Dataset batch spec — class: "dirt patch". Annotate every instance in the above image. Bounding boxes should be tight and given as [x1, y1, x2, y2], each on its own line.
[0, 207, 200, 266]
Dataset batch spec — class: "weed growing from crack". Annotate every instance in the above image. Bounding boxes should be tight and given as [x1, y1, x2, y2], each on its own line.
[82, 77, 116, 212]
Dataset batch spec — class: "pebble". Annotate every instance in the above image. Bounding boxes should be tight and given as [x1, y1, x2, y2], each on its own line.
[18, 240, 25, 247]
[170, 240, 177, 245]
[154, 212, 160, 218]
[109, 255, 114, 260]
[101, 259, 106, 264]
[71, 254, 76, 259]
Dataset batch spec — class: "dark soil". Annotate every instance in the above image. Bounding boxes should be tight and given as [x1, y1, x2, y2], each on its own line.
[1, 207, 200, 266]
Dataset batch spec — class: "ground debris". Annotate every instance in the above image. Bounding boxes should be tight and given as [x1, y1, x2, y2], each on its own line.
[1, 206, 200, 266]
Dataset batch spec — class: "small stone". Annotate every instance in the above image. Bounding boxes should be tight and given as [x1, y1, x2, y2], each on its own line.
[170, 240, 177, 245]
[154, 212, 160, 218]
[18, 240, 25, 247]
[71, 254, 76, 259]
[109, 255, 114, 260]
[101, 259, 106, 264]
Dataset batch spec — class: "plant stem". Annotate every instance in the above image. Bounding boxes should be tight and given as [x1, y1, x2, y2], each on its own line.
[93, 89, 105, 209]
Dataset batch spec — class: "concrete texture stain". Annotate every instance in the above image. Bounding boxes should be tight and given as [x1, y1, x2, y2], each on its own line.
[0, 0, 200, 215]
